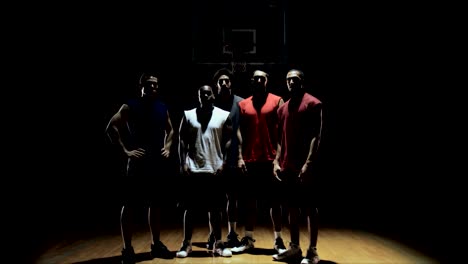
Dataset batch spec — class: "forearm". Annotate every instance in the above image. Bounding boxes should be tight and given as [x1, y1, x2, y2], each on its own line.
[164, 111, 174, 151]
[236, 127, 243, 161]
[273, 143, 282, 166]
[106, 104, 130, 156]
[224, 139, 231, 163]
[164, 129, 174, 151]
[237, 144, 243, 163]
[305, 107, 322, 166]
[305, 137, 318, 166]
[178, 116, 187, 167]
[108, 124, 129, 155]
[222, 117, 233, 163]
[179, 139, 187, 166]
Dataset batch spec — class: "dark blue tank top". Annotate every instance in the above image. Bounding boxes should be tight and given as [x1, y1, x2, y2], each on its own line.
[127, 98, 167, 158]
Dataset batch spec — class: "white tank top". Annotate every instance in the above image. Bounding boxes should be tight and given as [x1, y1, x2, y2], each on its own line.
[184, 107, 230, 174]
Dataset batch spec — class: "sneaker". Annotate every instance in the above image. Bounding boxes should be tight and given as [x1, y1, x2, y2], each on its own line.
[121, 246, 135, 264]
[206, 233, 216, 250]
[175, 241, 192, 258]
[272, 242, 302, 261]
[151, 241, 173, 259]
[231, 236, 255, 253]
[301, 247, 320, 264]
[274, 237, 287, 254]
[226, 231, 241, 248]
[213, 240, 232, 257]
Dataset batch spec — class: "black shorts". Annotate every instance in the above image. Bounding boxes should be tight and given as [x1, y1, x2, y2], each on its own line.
[178, 173, 226, 211]
[279, 169, 319, 209]
[122, 157, 175, 208]
[239, 161, 280, 206]
[223, 166, 242, 196]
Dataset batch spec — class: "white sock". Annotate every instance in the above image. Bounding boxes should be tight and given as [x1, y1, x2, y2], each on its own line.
[274, 231, 282, 239]
[228, 222, 237, 233]
[245, 230, 254, 239]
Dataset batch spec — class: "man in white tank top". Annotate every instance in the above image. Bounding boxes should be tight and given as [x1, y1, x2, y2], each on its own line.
[176, 85, 233, 258]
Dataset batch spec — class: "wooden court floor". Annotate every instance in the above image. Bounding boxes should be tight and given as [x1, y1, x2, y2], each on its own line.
[35, 224, 439, 264]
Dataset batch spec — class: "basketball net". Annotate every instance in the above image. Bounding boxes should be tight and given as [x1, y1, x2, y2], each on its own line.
[231, 60, 247, 73]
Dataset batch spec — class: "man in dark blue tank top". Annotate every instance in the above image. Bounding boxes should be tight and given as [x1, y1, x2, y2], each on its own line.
[211, 68, 246, 249]
[106, 73, 175, 263]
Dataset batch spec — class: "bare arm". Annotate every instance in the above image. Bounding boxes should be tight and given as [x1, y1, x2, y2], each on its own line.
[299, 105, 323, 180]
[105, 104, 145, 158]
[237, 126, 246, 173]
[223, 117, 233, 156]
[161, 110, 174, 158]
[272, 142, 282, 181]
[178, 115, 189, 175]
[217, 116, 233, 175]
[272, 98, 285, 181]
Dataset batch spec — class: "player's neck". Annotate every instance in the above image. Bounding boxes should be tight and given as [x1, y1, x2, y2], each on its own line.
[199, 103, 214, 111]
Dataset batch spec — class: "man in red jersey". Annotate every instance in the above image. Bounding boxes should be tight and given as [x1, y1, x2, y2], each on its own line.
[231, 69, 287, 255]
[273, 69, 322, 264]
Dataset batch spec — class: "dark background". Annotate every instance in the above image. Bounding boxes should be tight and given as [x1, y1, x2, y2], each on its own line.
[7, 1, 454, 262]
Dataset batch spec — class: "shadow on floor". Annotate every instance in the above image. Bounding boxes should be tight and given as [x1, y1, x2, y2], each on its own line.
[274, 259, 338, 264]
[71, 251, 167, 264]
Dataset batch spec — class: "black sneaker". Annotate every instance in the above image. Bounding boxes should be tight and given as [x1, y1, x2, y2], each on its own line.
[121, 246, 135, 264]
[272, 242, 302, 261]
[151, 241, 173, 259]
[206, 233, 216, 250]
[226, 232, 241, 248]
[274, 237, 287, 254]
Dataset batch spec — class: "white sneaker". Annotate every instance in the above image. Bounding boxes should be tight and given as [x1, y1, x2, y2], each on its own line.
[301, 255, 320, 264]
[231, 236, 255, 253]
[274, 237, 287, 254]
[213, 241, 232, 257]
[272, 243, 302, 261]
[175, 241, 192, 258]
[301, 247, 320, 264]
[278, 248, 288, 254]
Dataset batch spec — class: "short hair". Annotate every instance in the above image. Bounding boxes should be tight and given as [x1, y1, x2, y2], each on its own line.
[252, 64, 271, 77]
[199, 85, 213, 92]
[253, 69, 269, 78]
[212, 68, 233, 85]
[288, 69, 305, 80]
[138, 72, 158, 86]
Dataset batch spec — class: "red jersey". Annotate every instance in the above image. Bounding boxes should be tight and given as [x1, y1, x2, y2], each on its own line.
[277, 93, 322, 172]
[239, 93, 282, 162]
